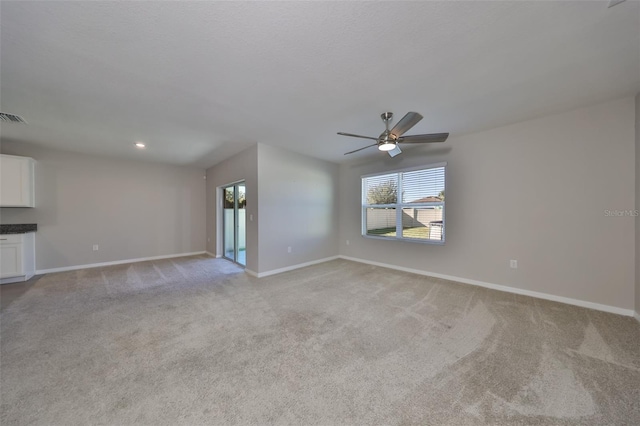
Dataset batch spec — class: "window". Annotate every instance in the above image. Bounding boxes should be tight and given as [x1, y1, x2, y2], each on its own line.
[362, 163, 445, 243]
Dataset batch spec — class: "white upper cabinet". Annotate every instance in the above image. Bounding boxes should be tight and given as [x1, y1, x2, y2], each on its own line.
[0, 154, 35, 207]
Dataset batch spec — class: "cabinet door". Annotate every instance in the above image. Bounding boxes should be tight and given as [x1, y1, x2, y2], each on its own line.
[0, 243, 23, 278]
[0, 155, 35, 207]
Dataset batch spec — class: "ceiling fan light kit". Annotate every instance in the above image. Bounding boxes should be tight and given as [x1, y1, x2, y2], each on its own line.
[387, 145, 402, 158]
[338, 111, 449, 157]
[378, 142, 396, 151]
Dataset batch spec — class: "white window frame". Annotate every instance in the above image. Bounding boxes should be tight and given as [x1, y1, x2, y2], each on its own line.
[361, 162, 446, 245]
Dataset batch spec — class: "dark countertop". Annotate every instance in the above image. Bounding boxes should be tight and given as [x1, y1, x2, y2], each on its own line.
[0, 224, 37, 234]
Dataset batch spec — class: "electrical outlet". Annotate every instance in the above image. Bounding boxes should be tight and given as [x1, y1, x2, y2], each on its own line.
[93, 244, 99, 251]
[346, 240, 350, 245]
[287, 246, 292, 253]
[510, 259, 518, 269]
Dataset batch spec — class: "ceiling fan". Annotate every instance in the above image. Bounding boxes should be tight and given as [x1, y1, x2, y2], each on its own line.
[338, 112, 448, 157]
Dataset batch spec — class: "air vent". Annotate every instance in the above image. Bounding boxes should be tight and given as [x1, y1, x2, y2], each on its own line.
[608, 0, 626, 8]
[0, 112, 27, 124]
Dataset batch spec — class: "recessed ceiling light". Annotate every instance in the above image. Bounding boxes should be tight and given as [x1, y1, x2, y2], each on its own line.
[134, 142, 146, 149]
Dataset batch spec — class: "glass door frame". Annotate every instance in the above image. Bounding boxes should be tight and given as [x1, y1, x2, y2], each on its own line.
[221, 181, 246, 266]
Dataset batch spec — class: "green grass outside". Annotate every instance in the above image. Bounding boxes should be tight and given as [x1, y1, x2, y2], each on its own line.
[367, 226, 431, 239]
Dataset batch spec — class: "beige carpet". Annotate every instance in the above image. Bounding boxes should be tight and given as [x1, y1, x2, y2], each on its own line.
[1, 256, 639, 425]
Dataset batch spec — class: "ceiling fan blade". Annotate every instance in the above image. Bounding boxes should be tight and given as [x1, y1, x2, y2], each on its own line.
[389, 112, 423, 138]
[397, 133, 449, 144]
[344, 144, 378, 155]
[337, 132, 378, 141]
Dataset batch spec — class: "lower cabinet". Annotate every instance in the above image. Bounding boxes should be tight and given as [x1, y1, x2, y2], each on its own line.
[0, 233, 35, 284]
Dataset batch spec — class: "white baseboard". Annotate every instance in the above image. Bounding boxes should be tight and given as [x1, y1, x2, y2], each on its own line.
[634, 311, 640, 324]
[1, 275, 29, 285]
[205, 251, 216, 257]
[36, 251, 207, 275]
[0, 271, 35, 285]
[245, 256, 339, 278]
[338, 255, 635, 317]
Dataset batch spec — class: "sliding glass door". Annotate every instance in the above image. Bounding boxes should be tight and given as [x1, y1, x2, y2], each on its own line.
[222, 182, 246, 266]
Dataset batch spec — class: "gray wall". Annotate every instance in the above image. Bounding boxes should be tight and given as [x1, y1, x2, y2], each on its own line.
[0, 141, 207, 271]
[206, 145, 259, 272]
[205, 143, 339, 275]
[636, 93, 640, 315]
[339, 97, 636, 310]
[257, 144, 338, 273]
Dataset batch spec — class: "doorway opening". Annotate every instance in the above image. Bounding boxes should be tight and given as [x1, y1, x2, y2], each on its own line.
[222, 182, 246, 266]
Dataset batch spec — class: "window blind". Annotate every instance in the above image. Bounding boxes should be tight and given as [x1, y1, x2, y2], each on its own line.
[362, 164, 446, 243]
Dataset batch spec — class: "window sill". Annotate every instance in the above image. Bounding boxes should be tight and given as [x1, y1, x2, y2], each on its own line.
[362, 235, 445, 245]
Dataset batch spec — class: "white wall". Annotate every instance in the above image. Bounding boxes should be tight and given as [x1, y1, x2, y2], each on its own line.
[635, 93, 640, 315]
[339, 97, 637, 311]
[206, 145, 259, 272]
[0, 141, 207, 271]
[257, 143, 338, 273]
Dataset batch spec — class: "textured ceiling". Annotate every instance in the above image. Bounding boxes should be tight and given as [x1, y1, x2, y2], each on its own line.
[1, 1, 639, 167]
